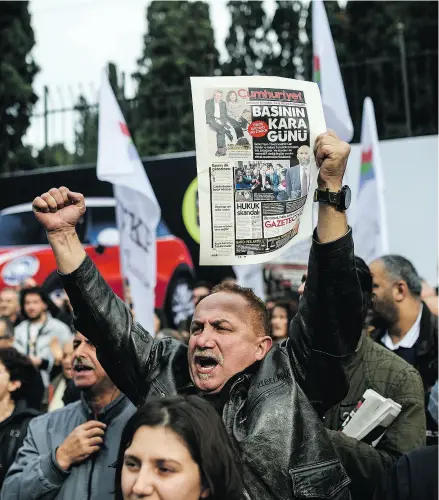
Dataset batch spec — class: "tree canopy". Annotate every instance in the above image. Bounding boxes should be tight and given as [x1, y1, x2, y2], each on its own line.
[0, 1, 39, 173]
[8, 0, 436, 170]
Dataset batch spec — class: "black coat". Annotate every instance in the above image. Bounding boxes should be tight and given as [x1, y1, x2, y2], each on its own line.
[371, 304, 438, 444]
[374, 446, 438, 500]
[205, 98, 228, 124]
[0, 399, 40, 488]
[371, 303, 438, 393]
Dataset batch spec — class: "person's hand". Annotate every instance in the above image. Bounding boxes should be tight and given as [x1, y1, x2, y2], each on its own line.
[314, 131, 350, 190]
[29, 355, 42, 367]
[56, 421, 107, 470]
[32, 187, 86, 234]
[50, 337, 63, 365]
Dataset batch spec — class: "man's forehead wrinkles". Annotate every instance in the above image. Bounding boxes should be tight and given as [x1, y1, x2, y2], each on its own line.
[192, 315, 234, 324]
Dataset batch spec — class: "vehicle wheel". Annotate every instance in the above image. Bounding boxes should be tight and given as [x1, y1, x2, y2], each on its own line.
[164, 269, 194, 329]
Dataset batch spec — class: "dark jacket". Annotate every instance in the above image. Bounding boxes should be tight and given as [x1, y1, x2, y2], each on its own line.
[371, 303, 438, 444]
[59, 229, 365, 500]
[0, 399, 40, 488]
[205, 98, 228, 124]
[324, 335, 426, 500]
[286, 166, 302, 199]
[1, 393, 135, 500]
[373, 446, 438, 500]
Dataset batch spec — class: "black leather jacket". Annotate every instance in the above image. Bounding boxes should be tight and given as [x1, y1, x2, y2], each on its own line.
[61, 229, 365, 500]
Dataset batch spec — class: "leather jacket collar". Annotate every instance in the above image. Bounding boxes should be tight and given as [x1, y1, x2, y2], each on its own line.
[202, 361, 260, 413]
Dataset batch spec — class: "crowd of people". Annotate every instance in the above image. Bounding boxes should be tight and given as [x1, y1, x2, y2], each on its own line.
[234, 162, 290, 200]
[233, 146, 312, 202]
[0, 132, 437, 500]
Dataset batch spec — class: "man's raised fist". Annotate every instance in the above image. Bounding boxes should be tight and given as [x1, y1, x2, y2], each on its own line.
[32, 187, 86, 233]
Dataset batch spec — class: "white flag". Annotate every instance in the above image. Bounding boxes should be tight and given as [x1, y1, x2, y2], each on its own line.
[97, 70, 160, 333]
[312, 0, 354, 143]
[353, 97, 389, 263]
[233, 264, 265, 302]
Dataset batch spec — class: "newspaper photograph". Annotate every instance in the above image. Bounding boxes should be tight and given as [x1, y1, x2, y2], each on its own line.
[191, 76, 327, 265]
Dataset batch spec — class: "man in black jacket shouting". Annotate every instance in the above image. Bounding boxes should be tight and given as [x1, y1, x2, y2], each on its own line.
[31, 131, 364, 500]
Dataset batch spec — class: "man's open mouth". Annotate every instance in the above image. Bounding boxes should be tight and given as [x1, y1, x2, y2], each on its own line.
[194, 355, 219, 373]
[73, 364, 93, 373]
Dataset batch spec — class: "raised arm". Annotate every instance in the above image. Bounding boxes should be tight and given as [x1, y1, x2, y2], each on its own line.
[288, 132, 365, 414]
[313, 131, 349, 243]
[31, 187, 172, 405]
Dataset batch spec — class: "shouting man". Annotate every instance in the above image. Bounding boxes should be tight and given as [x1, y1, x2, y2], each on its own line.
[29, 132, 364, 500]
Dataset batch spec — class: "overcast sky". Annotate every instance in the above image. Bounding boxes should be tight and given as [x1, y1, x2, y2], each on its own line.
[26, 0, 277, 151]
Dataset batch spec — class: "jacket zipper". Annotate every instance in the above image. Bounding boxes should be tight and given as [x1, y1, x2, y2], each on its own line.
[223, 376, 244, 434]
[86, 405, 111, 499]
[225, 378, 254, 500]
[156, 380, 168, 397]
[87, 453, 97, 500]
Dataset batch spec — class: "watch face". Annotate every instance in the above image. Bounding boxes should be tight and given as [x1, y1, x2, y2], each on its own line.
[343, 186, 352, 209]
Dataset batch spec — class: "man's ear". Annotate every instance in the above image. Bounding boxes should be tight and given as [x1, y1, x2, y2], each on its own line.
[394, 280, 408, 303]
[200, 488, 211, 499]
[256, 336, 272, 360]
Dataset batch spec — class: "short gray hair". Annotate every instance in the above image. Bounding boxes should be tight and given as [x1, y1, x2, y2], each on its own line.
[380, 255, 422, 298]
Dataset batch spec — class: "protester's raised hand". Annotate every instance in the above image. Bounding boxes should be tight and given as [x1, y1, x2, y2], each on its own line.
[314, 131, 350, 189]
[55, 420, 107, 470]
[50, 337, 63, 364]
[32, 187, 86, 233]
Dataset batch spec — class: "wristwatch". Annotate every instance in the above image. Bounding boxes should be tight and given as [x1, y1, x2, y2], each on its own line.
[313, 185, 351, 211]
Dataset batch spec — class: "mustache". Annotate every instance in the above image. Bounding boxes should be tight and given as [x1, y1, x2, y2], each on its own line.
[72, 358, 95, 369]
[193, 349, 224, 366]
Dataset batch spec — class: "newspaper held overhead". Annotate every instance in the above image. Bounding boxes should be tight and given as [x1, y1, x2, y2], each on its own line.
[191, 77, 326, 266]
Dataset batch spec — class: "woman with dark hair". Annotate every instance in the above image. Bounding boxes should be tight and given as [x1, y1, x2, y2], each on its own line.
[115, 396, 244, 500]
[0, 348, 40, 487]
[270, 301, 294, 342]
[225, 90, 248, 143]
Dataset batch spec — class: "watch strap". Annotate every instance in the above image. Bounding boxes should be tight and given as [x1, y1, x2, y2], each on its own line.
[313, 188, 341, 206]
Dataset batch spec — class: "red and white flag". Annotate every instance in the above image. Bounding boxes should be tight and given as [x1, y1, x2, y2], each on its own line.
[97, 69, 160, 333]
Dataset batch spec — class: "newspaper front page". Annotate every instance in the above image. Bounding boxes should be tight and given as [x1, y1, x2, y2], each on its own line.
[191, 76, 326, 265]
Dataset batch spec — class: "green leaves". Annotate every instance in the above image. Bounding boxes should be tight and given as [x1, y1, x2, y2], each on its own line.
[133, 1, 219, 156]
[0, 1, 39, 173]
